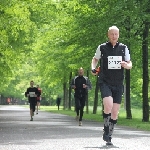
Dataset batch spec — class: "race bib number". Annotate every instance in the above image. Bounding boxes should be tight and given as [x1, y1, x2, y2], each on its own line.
[29, 92, 35, 97]
[108, 56, 122, 69]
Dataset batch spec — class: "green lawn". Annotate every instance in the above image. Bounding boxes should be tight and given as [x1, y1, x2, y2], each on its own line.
[25, 105, 150, 131]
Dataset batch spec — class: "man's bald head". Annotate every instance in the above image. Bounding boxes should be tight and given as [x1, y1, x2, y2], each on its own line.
[78, 67, 84, 76]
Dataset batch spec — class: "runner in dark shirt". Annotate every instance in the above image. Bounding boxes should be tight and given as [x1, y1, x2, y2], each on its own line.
[25, 80, 39, 121]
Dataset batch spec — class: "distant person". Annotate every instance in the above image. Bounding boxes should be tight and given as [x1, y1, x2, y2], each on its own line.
[56, 96, 61, 110]
[36, 85, 42, 114]
[25, 81, 39, 121]
[71, 67, 92, 126]
[7, 98, 11, 104]
[91, 26, 132, 145]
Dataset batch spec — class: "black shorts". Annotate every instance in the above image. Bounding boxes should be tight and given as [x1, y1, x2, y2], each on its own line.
[75, 96, 86, 109]
[29, 101, 36, 112]
[99, 82, 123, 104]
[37, 100, 40, 102]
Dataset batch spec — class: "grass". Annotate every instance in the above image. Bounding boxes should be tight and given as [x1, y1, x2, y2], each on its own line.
[24, 105, 150, 131]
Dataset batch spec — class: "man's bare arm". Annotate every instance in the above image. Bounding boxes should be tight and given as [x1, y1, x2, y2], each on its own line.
[91, 57, 99, 75]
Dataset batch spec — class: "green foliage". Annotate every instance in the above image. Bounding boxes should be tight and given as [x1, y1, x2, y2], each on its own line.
[40, 106, 150, 131]
[0, 0, 149, 112]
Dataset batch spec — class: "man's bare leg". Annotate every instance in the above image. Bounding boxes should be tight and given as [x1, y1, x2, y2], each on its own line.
[36, 103, 38, 114]
[39, 102, 40, 110]
[30, 109, 33, 121]
[103, 96, 113, 143]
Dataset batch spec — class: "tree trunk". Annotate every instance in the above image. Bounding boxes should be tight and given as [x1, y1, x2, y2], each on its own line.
[93, 76, 99, 114]
[85, 70, 89, 114]
[124, 16, 132, 119]
[142, 21, 149, 122]
[68, 72, 72, 110]
[63, 81, 67, 110]
[125, 70, 132, 119]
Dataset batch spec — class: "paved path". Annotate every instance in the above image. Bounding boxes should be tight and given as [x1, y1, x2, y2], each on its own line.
[0, 105, 150, 150]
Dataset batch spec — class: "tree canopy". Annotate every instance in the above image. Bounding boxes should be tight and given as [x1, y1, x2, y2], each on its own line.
[0, 0, 150, 120]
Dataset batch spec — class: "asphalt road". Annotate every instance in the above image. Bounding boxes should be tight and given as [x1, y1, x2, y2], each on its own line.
[0, 105, 150, 150]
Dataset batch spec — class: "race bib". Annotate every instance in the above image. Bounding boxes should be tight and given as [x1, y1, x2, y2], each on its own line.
[108, 56, 122, 69]
[29, 92, 35, 97]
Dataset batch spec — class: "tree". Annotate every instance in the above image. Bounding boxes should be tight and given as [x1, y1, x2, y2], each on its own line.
[142, 21, 149, 122]
[93, 76, 99, 114]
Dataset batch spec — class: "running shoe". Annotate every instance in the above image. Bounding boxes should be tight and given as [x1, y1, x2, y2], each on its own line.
[30, 118, 33, 121]
[79, 121, 82, 126]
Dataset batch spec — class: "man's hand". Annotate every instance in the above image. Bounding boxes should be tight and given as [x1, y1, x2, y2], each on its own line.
[91, 69, 97, 75]
[83, 84, 87, 88]
[121, 61, 132, 69]
[121, 61, 127, 68]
